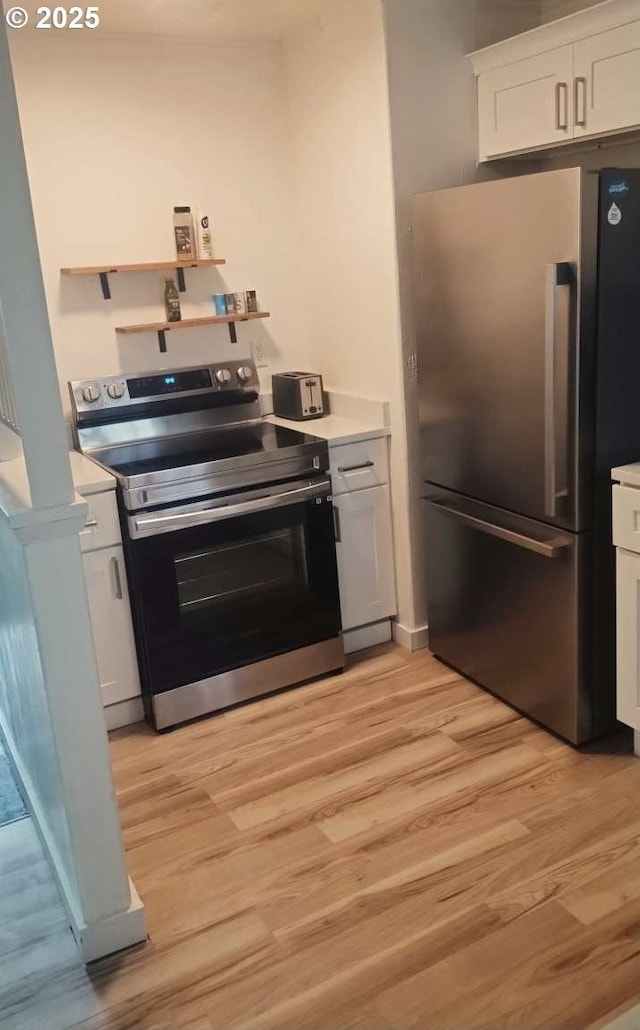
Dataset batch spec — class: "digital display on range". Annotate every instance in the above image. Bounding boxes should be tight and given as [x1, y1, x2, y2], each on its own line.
[127, 368, 212, 399]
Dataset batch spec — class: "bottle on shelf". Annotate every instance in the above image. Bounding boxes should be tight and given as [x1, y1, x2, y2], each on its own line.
[196, 211, 214, 260]
[173, 206, 196, 261]
[164, 278, 182, 322]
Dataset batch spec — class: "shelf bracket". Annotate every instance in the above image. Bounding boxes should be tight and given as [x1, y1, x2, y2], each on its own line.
[175, 267, 186, 293]
[228, 321, 238, 344]
[99, 272, 112, 300]
[157, 329, 168, 353]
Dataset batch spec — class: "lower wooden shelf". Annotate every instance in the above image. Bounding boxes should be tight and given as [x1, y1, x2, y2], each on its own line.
[115, 311, 270, 352]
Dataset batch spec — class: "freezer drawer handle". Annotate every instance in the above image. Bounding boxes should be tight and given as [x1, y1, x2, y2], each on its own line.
[430, 500, 569, 559]
[544, 262, 573, 520]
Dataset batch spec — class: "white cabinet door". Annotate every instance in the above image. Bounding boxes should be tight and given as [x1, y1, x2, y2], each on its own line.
[478, 46, 574, 159]
[334, 485, 397, 632]
[574, 21, 640, 138]
[616, 548, 640, 732]
[82, 545, 141, 708]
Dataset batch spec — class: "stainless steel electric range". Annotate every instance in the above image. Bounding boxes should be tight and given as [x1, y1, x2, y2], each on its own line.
[70, 359, 344, 731]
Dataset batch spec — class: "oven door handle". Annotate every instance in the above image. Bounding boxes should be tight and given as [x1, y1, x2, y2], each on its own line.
[130, 480, 332, 538]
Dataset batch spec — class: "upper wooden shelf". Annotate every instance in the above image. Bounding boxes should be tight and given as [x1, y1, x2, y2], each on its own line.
[61, 259, 226, 299]
[115, 311, 270, 352]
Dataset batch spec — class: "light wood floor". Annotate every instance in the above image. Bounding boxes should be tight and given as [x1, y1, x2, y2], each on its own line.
[4, 644, 640, 1029]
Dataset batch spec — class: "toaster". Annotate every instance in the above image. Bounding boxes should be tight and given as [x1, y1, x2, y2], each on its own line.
[272, 372, 325, 421]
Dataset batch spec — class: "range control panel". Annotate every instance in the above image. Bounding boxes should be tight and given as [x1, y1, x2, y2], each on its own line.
[70, 360, 259, 414]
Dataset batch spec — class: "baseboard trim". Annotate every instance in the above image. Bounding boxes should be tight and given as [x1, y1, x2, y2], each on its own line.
[343, 621, 392, 654]
[105, 697, 144, 731]
[0, 712, 146, 963]
[393, 621, 429, 652]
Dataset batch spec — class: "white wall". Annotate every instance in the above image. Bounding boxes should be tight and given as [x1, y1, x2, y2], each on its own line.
[284, 0, 416, 630]
[383, 0, 479, 627]
[540, 0, 602, 21]
[8, 32, 311, 417]
[542, 138, 640, 168]
[475, 0, 541, 48]
[381, 0, 541, 628]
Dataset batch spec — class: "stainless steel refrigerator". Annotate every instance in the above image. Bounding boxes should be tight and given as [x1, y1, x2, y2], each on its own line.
[413, 167, 640, 744]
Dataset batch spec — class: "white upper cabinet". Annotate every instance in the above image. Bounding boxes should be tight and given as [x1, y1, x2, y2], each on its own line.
[573, 21, 640, 137]
[477, 47, 575, 159]
[470, 0, 640, 160]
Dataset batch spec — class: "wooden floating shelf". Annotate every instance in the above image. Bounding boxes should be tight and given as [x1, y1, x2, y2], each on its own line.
[115, 311, 270, 353]
[61, 259, 226, 299]
[61, 259, 226, 275]
[115, 312, 270, 335]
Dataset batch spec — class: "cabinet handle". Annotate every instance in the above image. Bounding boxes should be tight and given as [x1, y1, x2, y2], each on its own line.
[574, 76, 587, 127]
[111, 556, 123, 600]
[555, 81, 569, 131]
[333, 505, 342, 543]
[84, 518, 98, 528]
[337, 460, 375, 473]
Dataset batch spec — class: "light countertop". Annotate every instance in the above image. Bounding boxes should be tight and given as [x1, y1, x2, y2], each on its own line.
[266, 414, 390, 446]
[612, 463, 640, 488]
[69, 451, 116, 495]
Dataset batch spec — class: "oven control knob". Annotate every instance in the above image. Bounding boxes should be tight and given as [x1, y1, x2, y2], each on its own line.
[82, 385, 101, 404]
[236, 365, 253, 383]
[215, 368, 232, 385]
[106, 382, 125, 400]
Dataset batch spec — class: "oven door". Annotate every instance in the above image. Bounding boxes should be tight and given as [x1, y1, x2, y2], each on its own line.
[123, 477, 342, 709]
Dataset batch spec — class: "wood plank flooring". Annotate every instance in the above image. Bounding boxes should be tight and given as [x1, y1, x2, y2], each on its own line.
[3, 644, 640, 1029]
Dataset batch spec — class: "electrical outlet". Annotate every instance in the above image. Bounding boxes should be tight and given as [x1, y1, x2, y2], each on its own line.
[253, 341, 267, 367]
[407, 353, 419, 384]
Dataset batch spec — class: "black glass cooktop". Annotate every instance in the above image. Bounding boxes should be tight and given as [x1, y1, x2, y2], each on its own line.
[100, 422, 321, 479]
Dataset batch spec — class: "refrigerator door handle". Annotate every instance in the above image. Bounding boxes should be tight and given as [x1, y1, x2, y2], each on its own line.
[429, 499, 570, 559]
[544, 262, 573, 520]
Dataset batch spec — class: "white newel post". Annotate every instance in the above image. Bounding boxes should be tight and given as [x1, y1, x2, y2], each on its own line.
[0, 18, 73, 507]
[0, 19, 146, 961]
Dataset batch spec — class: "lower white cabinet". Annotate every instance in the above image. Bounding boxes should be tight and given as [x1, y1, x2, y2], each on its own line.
[333, 484, 396, 632]
[82, 544, 141, 708]
[615, 548, 640, 733]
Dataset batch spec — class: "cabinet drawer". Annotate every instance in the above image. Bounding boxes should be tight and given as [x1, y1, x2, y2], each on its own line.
[79, 490, 121, 552]
[612, 484, 640, 553]
[329, 437, 389, 495]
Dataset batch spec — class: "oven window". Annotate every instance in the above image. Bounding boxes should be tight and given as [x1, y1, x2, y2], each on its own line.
[175, 527, 309, 615]
[125, 494, 342, 694]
